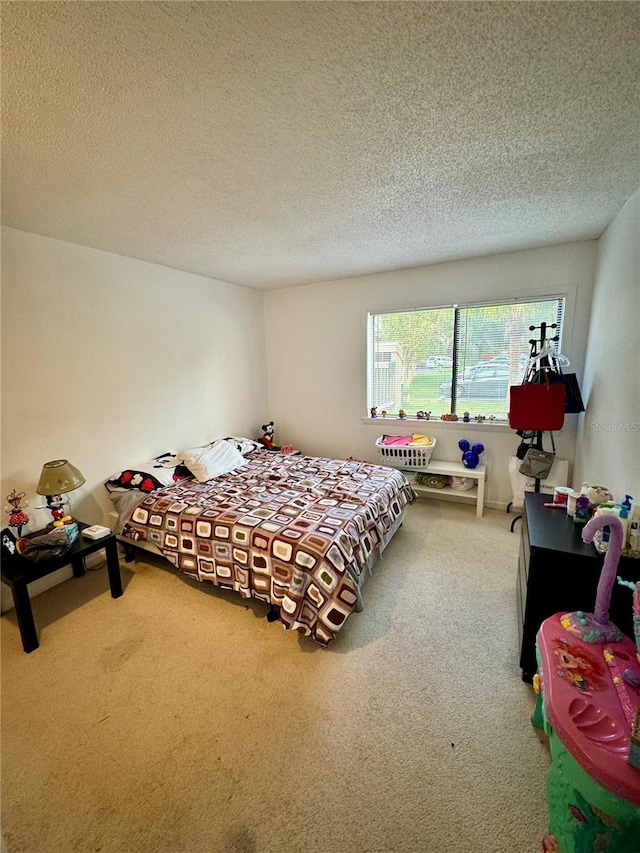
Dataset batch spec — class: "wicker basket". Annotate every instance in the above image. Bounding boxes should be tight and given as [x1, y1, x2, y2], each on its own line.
[375, 436, 436, 470]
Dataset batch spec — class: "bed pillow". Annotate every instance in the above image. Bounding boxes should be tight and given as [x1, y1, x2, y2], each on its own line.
[105, 453, 192, 494]
[179, 441, 246, 483]
[223, 436, 262, 456]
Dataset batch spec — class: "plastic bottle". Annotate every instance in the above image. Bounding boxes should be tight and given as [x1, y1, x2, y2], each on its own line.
[573, 482, 591, 526]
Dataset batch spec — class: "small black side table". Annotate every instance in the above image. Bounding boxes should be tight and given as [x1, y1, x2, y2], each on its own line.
[1, 521, 123, 653]
[517, 492, 639, 682]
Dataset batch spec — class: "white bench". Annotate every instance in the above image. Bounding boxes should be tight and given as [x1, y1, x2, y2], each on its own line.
[411, 460, 486, 518]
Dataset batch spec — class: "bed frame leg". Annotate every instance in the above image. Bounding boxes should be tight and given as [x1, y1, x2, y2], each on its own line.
[123, 543, 136, 563]
[266, 605, 280, 622]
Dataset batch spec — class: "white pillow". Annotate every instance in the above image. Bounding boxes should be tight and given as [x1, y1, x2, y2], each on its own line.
[223, 436, 262, 456]
[179, 441, 246, 483]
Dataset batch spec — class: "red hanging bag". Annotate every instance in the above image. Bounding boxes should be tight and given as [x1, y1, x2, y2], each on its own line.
[508, 371, 565, 431]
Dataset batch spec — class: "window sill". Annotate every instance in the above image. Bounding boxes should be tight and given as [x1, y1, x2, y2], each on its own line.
[361, 417, 513, 432]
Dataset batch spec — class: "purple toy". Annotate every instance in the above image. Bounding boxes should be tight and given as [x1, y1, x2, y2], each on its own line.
[561, 514, 626, 644]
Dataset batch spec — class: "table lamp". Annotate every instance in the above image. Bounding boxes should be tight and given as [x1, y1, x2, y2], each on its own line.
[36, 459, 85, 523]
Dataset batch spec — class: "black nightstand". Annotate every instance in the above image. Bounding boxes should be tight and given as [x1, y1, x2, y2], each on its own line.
[517, 493, 639, 682]
[1, 522, 123, 653]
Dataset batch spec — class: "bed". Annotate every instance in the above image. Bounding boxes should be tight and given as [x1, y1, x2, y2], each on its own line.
[107, 441, 414, 645]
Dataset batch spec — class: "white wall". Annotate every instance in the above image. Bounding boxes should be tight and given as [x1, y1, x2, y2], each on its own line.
[6, 222, 633, 613]
[265, 241, 598, 508]
[573, 189, 640, 502]
[1, 227, 267, 607]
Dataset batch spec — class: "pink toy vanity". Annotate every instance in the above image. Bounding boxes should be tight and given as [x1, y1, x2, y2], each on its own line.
[534, 514, 640, 852]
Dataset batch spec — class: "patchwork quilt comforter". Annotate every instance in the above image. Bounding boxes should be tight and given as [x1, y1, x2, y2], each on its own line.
[121, 453, 413, 644]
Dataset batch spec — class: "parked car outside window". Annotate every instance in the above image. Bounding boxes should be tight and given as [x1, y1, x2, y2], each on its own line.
[440, 364, 525, 399]
[459, 354, 528, 379]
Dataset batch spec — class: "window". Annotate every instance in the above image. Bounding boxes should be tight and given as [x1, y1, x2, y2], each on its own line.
[368, 297, 565, 421]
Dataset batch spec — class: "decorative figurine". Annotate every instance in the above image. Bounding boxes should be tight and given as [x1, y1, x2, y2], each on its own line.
[463, 411, 470, 423]
[381, 410, 387, 418]
[398, 409, 407, 419]
[44, 493, 67, 523]
[5, 489, 29, 536]
[258, 421, 280, 451]
[474, 414, 485, 423]
[370, 407, 378, 418]
[458, 439, 485, 469]
[416, 410, 426, 420]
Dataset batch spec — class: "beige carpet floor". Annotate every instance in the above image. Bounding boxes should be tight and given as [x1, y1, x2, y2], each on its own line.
[1, 499, 550, 853]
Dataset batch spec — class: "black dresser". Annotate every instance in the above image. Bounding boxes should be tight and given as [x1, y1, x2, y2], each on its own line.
[517, 492, 639, 683]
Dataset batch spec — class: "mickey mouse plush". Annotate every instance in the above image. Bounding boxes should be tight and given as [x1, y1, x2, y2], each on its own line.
[258, 421, 280, 451]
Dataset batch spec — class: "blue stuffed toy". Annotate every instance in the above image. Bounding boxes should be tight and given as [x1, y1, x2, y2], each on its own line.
[458, 439, 484, 469]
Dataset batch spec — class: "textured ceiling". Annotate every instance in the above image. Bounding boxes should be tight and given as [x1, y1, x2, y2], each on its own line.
[2, 2, 639, 290]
